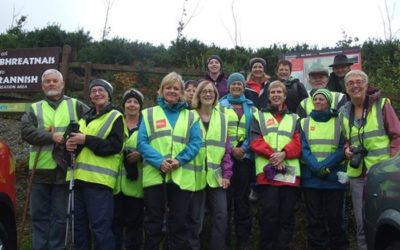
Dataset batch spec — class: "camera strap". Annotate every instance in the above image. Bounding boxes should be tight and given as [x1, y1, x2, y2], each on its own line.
[348, 98, 369, 146]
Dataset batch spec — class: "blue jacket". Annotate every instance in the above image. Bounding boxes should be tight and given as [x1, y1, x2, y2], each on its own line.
[219, 96, 254, 160]
[300, 110, 346, 189]
[138, 96, 202, 169]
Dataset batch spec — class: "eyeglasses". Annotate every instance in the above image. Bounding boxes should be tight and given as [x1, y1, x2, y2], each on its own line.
[90, 88, 106, 94]
[200, 89, 215, 96]
[346, 80, 366, 87]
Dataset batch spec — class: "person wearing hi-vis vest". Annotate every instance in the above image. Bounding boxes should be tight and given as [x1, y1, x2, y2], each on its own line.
[21, 69, 88, 250]
[219, 72, 257, 250]
[112, 88, 145, 250]
[300, 89, 348, 250]
[186, 80, 233, 250]
[339, 70, 400, 250]
[297, 67, 347, 118]
[65, 79, 124, 250]
[250, 80, 301, 250]
[137, 72, 202, 250]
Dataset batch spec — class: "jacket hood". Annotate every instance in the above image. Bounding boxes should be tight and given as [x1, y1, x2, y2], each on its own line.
[156, 95, 188, 112]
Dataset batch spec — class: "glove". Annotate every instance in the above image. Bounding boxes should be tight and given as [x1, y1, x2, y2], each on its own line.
[263, 164, 276, 181]
[317, 167, 330, 178]
[123, 150, 139, 180]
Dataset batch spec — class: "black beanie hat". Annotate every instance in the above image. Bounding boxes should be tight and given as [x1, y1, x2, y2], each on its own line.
[206, 55, 223, 71]
[122, 88, 144, 110]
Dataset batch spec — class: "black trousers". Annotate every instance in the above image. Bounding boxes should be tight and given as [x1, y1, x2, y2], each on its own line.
[303, 188, 348, 250]
[143, 183, 192, 250]
[112, 193, 144, 250]
[258, 185, 299, 250]
[226, 158, 253, 246]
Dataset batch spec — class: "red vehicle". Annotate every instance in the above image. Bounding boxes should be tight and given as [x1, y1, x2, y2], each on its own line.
[0, 140, 16, 250]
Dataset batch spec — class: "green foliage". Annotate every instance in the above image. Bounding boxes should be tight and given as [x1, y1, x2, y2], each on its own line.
[1, 24, 399, 97]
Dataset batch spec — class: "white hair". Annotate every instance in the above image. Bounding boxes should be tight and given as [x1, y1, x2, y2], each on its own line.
[41, 69, 63, 83]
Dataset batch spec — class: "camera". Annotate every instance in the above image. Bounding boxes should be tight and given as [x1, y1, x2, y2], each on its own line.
[349, 145, 368, 168]
[63, 120, 80, 141]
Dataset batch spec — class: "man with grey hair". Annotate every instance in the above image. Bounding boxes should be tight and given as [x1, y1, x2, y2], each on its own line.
[21, 69, 88, 250]
[297, 67, 347, 118]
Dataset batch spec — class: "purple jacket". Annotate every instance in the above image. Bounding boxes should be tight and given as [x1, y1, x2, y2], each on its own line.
[205, 72, 229, 99]
[221, 137, 233, 179]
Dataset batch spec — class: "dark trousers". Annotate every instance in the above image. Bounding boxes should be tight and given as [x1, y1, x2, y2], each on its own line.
[143, 183, 192, 250]
[258, 185, 299, 250]
[226, 158, 253, 246]
[303, 188, 348, 250]
[30, 183, 68, 250]
[186, 190, 206, 250]
[112, 193, 144, 250]
[74, 186, 115, 250]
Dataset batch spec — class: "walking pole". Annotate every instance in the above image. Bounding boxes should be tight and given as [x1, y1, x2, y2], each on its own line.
[65, 151, 76, 249]
[64, 120, 80, 249]
[17, 144, 43, 250]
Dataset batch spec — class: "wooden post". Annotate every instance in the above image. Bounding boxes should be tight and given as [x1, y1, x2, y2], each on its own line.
[84, 62, 92, 102]
[60, 45, 72, 87]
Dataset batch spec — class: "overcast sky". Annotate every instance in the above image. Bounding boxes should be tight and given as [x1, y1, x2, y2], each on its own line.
[1, 0, 399, 49]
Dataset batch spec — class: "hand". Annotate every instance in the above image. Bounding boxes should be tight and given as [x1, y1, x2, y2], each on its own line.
[65, 139, 77, 152]
[52, 132, 64, 144]
[270, 151, 286, 166]
[68, 132, 86, 145]
[232, 147, 245, 160]
[275, 162, 286, 171]
[344, 146, 353, 160]
[317, 167, 331, 178]
[221, 178, 230, 189]
[160, 159, 172, 173]
[168, 158, 180, 170]
[126, 151, 141, 164]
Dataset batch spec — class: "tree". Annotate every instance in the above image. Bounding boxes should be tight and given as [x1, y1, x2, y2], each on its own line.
[176, 0, 201, 40]
[380, 0, 400, 41]
[102, 0, 115, 40]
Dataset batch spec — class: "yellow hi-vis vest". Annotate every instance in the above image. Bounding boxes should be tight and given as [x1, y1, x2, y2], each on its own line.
[217, 104, 238, 148]
[301, 116, 341, 161]
[29, 98, 78, 170]
[253, 111, 300, 176]
[300, 91, 345, 116]
[192, 108, 228, 190]
[114, 126, 143, 198]
[67, 109, 123, 189]
[141, 106, 200, 191]
[340, 98, 391, 177]
[219, 104, 257, 147]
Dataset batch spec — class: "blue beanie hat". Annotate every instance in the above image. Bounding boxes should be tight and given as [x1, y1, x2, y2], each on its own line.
[227, 72, 245, 88]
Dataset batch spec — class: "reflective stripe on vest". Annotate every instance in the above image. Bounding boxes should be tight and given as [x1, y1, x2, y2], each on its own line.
[301, 116, 341, 161]
[29, 98, 78, 170]
[69, 110, 122, 188]
[254, 111, 300, 176]
[301, 91, 343, 116]
[340, 98, 391, 177]
[114, 127, 144, 198]
[192, 109, 228, 190]
[142, 106, 199, 190]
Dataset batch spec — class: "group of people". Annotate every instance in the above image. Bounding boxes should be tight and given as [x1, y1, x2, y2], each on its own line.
[21, 53, 400, 250]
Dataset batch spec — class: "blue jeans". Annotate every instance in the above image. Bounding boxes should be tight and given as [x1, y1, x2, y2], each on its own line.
[74, 186, 115, 250]
[30, 183, 68, 250]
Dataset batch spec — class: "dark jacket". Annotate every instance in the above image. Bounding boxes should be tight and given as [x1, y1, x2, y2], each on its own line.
[21, 95, 89, 184]
[300, 109, 346, 189]
[244, 79, 270, 109]
[327, 72, 346, 93]
[204, 72, 228, 99]
[263, 78, 308, 113]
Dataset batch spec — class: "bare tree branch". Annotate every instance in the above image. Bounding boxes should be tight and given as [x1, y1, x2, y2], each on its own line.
[102, 0, 116, 40]
[177, 0, 201, 39]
